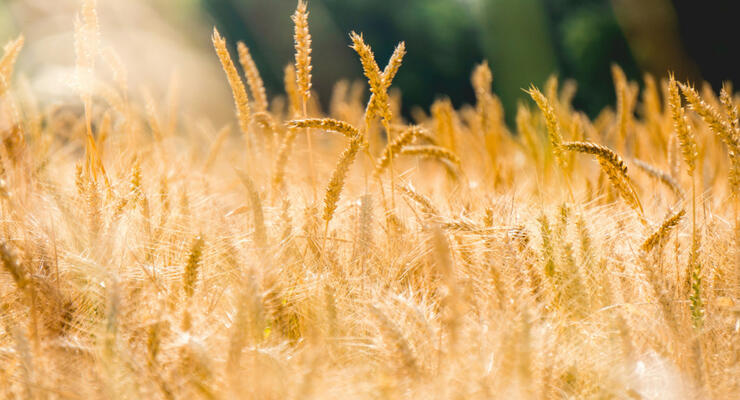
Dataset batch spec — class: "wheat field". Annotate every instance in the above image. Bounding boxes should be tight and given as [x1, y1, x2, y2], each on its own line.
[0, 1, 738, 398]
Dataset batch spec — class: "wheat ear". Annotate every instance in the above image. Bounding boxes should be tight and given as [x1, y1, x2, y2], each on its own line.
[350, 32, 392, 126]
[374, 126, 428, 177]
[720, 84, 740, 191]
[365, 41, 405, 124]
[350, 31, 400, 206]
[288, 118, 360, 139]
[183, 235, 204, 299]
[284, 64, 301, 117]
[368, 305, 419, 376]
[668, 74, 697, 176]
[236, 169, 268, 250]
[527, 85, 565, 168]
[720, 83, 739, 137]
[680, 82, 738, 153]
[381, 42, 406, 86]
[212, 28, 251, 139]
[471, 61, 496, 139]
[400, 145, 461, 168]
[642, 209, 685, 252]
[397, 183, 439, 215]
[203, 125, 231, 172]
[721, 83, 740, 298]
[292, 0, 312, 102]
[253, 112, 278, 134]
[252, 111, 279, 151]
[74, 0, 109, 186]
[1, 241, 26, 289]
[0, 35, 24, 96]
[611, 64, 629, 150]
[322, 134, 362, 252]
[643, 73, 663, 143]
[668, 75, 700, 300]
[292, 1, 316, 197]
[237, 42, 268, 113]
[324, 135, 362, 224]
[561, 141, 644, 220]
[471, 61, 493, 104]
[631, 158, 685, 199]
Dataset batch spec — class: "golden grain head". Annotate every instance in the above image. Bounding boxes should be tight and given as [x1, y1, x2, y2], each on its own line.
[642, 209, 686, 252]
[668, 73, 698, 174]
[292, 0, 313, 99]
[213, 27, 251, 135]
[238, 42, 268, 113]
[527, 85, 565, 165]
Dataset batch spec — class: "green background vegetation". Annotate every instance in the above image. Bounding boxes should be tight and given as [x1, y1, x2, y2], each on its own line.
[200, 0, 737, 123]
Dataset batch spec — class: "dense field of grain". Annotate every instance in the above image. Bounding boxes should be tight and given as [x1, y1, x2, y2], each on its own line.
[1, 1, 738, 398]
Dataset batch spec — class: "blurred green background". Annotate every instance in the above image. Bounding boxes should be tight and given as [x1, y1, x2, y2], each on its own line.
[200, 0, 737, 123]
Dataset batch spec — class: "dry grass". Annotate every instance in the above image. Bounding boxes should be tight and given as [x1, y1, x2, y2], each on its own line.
[0, 2, 739, 399]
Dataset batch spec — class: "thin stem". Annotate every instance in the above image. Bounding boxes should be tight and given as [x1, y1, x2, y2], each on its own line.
[322, 219, 329, 258]
[303, 99, 316, 201]
[691, 176, 697, 255]
[381, 119, 396, 209]
[692, 175, 696, 241]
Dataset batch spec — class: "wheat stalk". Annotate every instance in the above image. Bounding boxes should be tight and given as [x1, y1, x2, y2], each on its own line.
[74, 0, 109, 186]
[202, 126, 231, 174]
[668, 76, 701, 314]
[357, 194, 374, 273]
[272, 127, 299, 190]
[720, 83, 740, 296]
[292, 1, 316, 197]
[349, 31, 401, 207]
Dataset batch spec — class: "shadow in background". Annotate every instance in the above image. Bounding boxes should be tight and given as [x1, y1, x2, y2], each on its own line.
[172, 0, 740, 123]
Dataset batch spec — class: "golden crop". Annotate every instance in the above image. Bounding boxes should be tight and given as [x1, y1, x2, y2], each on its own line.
[0, 1, 738, 398]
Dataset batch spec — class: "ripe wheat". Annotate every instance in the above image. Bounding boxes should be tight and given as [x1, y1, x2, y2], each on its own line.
[0, 1, 737, 399]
